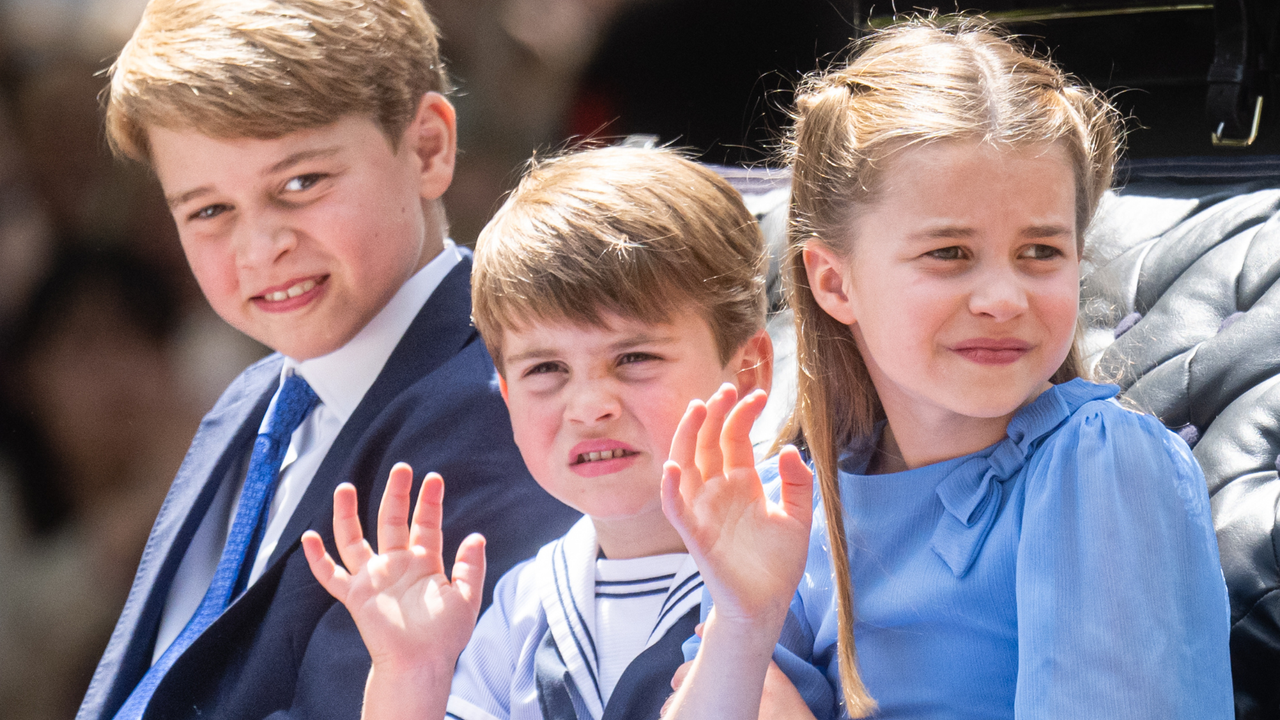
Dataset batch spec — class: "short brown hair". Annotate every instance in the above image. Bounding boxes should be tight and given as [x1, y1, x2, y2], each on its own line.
[104, 0, 449, 163]
[472, 146, 766, 371]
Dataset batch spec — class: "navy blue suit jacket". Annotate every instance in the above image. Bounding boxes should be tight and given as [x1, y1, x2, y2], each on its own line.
[77, 255, 580, 720]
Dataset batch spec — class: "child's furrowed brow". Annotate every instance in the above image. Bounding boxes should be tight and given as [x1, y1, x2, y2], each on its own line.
[504, 348, 558, 365]
[608, 332, 679, 352]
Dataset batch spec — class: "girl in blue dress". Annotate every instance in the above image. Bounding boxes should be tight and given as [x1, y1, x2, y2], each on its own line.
[659, 18, 1234, 720]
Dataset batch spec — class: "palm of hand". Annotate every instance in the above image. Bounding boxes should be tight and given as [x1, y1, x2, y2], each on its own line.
[302, 463, 486, 671]
[678, 460, 809, 622]
[341, 544, 475, 664]
[662, 385, 813, 624]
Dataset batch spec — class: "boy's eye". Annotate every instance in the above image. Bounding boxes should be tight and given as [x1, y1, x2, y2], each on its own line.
[925, 246, 968, 261]
[283, 173, 327, 193]
[522, 361, 566, 377]
[1019, 244, 1064, 260]
[617, 352, 660, 366]
[189, 203, 231, 221]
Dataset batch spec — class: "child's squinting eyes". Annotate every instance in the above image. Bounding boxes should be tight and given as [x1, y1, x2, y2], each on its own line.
[617, 351, 661, 366]
[926, 246, 967, 261]
[190, 203, 230, 221]
[1018, 244, 1065, 260]
[522, 361, 566, 377]
[923, 244, 1066, 262]
[283, 173, 328, 193]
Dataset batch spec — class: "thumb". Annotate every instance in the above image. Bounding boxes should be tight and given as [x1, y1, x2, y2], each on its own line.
[452, 532, 487, 615]
[776, 446, 814, 530]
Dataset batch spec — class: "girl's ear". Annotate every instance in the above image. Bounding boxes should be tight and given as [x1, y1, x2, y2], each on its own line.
[803, 242, 858, 325]
[730, 328, 774, 397]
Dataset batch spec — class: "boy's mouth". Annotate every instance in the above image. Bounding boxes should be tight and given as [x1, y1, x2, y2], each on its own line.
[263, 278, 318, 302]
[568, 440, 641, 469]
[573, 448, 639, 465]
[252, 275, 328, 310]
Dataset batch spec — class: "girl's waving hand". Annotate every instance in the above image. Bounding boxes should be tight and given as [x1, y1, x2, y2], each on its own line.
[301, 462, 484, 720]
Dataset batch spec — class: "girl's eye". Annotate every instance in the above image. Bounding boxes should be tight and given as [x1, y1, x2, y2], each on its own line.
[1019, 244, 1064, 260]
[283, 173, 327, 193]
[926, 246, 968, 261]
[189, 203, 230, 221]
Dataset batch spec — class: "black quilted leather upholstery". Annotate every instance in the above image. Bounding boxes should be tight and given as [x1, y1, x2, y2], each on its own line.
[1082, 169, 1280, 720]
[721, 160, 1280, 720]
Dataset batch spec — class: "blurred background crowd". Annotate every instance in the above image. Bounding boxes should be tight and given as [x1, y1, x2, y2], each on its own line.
[0, 1, 856, 716]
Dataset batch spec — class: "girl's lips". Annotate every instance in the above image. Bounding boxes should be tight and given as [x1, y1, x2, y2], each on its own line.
[251, 275, 328, 313]
[569, 440, 641, 477]
[951, 338, 1031, 366]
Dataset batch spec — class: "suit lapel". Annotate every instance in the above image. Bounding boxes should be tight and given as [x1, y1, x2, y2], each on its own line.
[81, 355, 280, 719]
[263, 253, 478, 571]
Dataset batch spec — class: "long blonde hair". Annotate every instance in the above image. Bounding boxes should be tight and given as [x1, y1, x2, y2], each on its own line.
[775, 17, 1121, 716]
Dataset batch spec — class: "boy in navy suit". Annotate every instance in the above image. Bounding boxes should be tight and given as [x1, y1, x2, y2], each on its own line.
[78, 2, 578, 719]
[302, 146, 780, 720]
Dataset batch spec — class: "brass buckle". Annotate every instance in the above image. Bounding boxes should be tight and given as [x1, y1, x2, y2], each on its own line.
[1212, 95, 1264, 147]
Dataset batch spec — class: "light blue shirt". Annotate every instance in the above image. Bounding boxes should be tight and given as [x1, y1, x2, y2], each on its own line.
[762, 379, 1233, 719]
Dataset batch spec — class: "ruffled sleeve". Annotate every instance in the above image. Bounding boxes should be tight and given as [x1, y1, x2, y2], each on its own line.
[1013, 398, 1233, 719]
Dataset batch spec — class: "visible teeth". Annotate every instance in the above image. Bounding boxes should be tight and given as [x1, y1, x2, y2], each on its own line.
[578, 449, 628, 463]
[265, 279, 317, 302]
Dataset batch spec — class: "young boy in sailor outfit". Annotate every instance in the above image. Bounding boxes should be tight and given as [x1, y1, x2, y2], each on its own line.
[301, 145, 773, 720]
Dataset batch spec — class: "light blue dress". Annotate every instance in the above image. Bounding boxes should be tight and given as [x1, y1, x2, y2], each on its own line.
[763, 379, 1233, 719]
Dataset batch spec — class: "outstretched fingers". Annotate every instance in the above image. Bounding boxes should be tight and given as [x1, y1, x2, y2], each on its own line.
[331, 482, 374, 573]
[302, 529, 350, 600]
[451, 532, 487, 614]
[376, 462, 416, 554]
[720, 389, 767, 478]
[408, 472, 447, 575]
[668, 399, 707, 476]
[695, 384, 739, 481]
[776, 445, 815, 529]
[661, 460, 688, 529]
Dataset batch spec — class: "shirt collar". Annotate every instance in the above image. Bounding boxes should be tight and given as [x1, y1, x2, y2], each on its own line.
[279, 240, 463, 422]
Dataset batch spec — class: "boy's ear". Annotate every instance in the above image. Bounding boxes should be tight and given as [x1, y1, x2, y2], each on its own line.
[803, 242, 858, 325]
[731, 328, 774, 397]
[404, 91, 457, 201]
[496, 372, 510, 404]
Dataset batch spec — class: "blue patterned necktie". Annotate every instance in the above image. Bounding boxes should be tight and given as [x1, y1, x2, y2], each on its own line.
[113, 373, 320, 720]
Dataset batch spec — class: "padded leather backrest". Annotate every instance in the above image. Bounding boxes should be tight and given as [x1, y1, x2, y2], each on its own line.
[722, 163, 1280, 720]
[1081, 173, 1280, 720]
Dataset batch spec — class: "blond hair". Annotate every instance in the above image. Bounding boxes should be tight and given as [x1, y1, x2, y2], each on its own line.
[776, 17, 1121, 716]
[104, 0, 449, 163]
[472, 146, 766, 369]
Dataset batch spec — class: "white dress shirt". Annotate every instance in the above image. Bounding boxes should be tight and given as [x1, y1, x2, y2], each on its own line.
[153, 242, 463, 664]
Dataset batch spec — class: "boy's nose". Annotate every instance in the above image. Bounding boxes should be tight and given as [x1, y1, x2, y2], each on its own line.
[565, 381, 622, 425]
[236, 213, 298, 268]
[968, 266, 1029, 322]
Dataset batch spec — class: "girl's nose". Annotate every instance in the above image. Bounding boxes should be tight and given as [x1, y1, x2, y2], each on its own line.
[968, 266, 1029, 322]
[565, 380, 622, 425]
